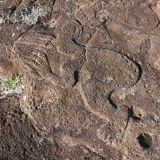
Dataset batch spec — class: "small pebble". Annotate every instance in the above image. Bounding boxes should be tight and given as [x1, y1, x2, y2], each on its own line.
[138, 133, 153, 148]
[12, 33, 15, 37]
[23, 96, 27, 101]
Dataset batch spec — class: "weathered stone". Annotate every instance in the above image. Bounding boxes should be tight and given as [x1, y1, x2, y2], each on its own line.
[0, 0, 160, 159]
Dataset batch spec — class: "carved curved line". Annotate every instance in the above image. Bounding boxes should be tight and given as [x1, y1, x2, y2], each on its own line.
[78, 84, 109, 122]
[12, 25, 34, 48]
[61, 135, 106, 159]
[112, 50, 143, 86]
[120, 106, 131, 141]
[108, 90, 117, 109]
[122, 53, 143, 85]
[147, 5, 160, 29]
[71, 38, 87, 61]
[106, 50, 143, 109]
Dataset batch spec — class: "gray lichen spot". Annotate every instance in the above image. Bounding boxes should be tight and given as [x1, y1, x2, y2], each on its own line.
[12, 5, 48, 25]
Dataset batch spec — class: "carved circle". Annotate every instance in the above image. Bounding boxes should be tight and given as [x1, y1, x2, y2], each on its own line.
[61, 19, 83, 39]
[75, 6, 96, 22]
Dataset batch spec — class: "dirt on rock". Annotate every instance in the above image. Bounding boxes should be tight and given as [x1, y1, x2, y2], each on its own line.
[0, 0, 160, 160]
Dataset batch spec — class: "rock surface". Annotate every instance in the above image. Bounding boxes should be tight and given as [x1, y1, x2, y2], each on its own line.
[0, 0, 160, 159]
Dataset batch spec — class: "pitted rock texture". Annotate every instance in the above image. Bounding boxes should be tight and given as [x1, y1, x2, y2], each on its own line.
[0, 0, 160, 159]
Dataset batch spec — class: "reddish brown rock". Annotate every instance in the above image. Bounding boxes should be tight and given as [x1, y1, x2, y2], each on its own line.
[0, 0, 160, 159]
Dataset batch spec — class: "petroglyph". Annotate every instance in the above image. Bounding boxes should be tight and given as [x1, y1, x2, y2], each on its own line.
[1, 0, 160, 159]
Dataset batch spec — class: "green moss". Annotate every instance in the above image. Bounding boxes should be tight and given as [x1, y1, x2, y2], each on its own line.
[0, 74, 20, 90]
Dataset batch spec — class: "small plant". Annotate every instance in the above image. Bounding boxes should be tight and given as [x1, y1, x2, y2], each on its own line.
[0, 74, 20, 90]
